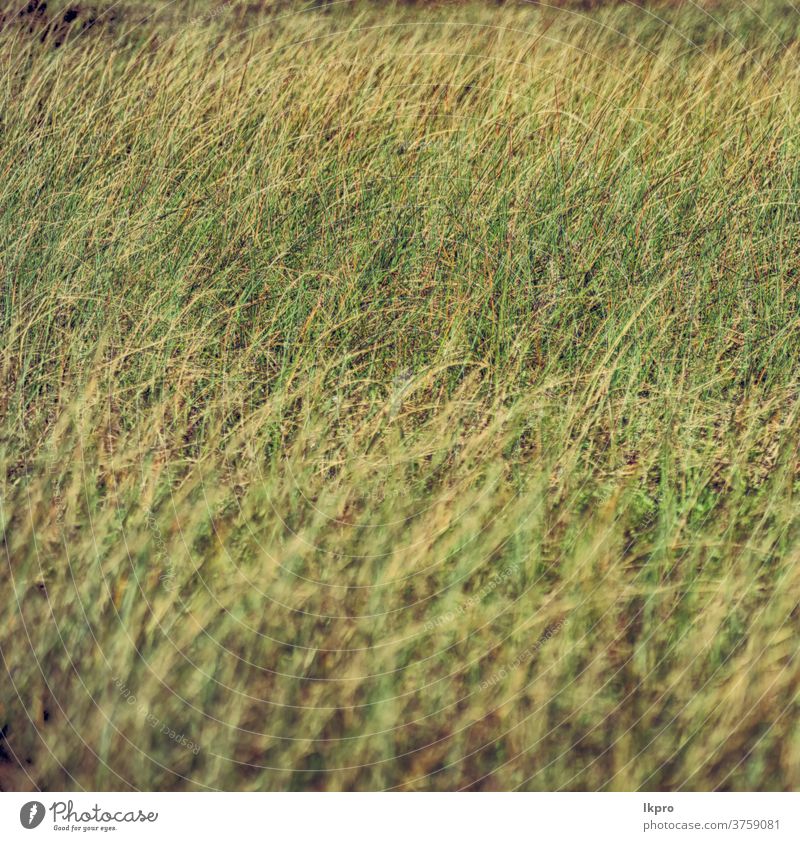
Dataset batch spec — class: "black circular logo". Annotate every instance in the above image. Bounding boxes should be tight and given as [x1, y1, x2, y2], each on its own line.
[20, 801, 46, 829]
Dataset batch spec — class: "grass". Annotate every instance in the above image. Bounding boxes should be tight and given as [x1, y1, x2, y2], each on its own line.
[2, 0, 800, 791]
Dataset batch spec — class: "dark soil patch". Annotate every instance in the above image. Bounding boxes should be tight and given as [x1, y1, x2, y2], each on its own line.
[0, 1, 123, 48]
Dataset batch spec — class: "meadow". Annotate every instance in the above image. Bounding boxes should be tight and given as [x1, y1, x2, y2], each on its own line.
[2, 0, 800, 790]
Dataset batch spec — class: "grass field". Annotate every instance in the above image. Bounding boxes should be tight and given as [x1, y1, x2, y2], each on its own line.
[3, 0, 800, 791]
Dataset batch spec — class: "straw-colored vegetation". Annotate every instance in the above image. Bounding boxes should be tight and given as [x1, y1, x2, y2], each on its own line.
[3, 0, 800, 790]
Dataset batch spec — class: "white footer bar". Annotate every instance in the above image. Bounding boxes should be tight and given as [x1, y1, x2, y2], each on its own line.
[2, 792, 797, 839]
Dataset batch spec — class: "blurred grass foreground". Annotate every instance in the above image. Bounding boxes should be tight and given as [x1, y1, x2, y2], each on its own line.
[3, 0, 800, 790]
